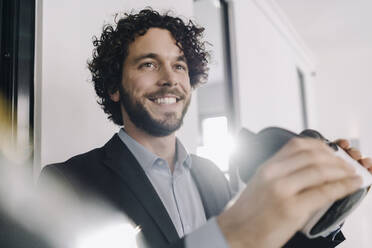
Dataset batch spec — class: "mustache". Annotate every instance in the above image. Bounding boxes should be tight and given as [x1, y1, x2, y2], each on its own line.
[146, 88, 186, 100]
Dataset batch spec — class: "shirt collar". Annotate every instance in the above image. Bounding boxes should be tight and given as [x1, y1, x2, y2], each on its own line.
[118, 128, 158, 171]
[117, 128, 192, 172]
[176, 138, 192, 170]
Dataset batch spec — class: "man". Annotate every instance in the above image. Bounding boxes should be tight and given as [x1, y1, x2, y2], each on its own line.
[39, 9, 372, 248]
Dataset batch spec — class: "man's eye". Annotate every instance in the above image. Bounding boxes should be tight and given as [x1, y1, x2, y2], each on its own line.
[140, 62, 155, 69]
[175, 64, 187, 71]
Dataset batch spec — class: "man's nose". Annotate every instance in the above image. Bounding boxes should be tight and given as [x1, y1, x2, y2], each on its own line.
[157, 66, 178, 87]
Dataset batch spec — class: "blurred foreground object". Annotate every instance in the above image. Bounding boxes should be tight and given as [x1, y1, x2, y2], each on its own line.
[0, 95, 51, 247]
[1, 96, 138, 247]
[232, 127, 372, 238]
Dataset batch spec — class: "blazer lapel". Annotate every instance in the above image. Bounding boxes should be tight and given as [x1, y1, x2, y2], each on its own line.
[190, 161, 219, 219]
[102, 135, 179, 244]
[190, 155, 232, 219]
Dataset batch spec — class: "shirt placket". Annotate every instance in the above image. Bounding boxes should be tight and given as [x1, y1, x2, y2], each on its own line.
[171, 172, 186, 237]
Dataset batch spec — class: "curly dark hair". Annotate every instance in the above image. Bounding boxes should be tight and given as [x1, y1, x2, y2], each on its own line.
[87, 8, 209, 126]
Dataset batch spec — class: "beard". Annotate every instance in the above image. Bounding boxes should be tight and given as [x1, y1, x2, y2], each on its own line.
[119, 85, 191, 137]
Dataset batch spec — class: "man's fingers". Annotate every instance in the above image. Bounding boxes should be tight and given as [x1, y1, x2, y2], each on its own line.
[265, 149, 354, 181]
[283, 163, 357, 195]
[359, 157, 372, 170]
[334, 139, 371, 174]
[335, 139, 350, 150]
[297, 175, 363, 214]
[270, 138, 332, 162]
[262, 138, 337, 179]
[345, 147, 362, 161]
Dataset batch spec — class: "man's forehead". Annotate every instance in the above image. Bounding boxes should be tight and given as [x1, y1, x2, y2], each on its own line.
[126, 28, 185, 59]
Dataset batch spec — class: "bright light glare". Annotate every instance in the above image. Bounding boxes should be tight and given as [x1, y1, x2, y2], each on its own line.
[197, 116, 236, 171]
[76, 223, 138, 248]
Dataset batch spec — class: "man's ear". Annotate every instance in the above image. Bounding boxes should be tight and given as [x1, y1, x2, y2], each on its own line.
[110, 90, 120, 102]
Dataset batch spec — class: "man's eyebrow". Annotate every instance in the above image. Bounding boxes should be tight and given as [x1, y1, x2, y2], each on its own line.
[176, 55, 187, 62]
[132, 53, 158, 64]
[131, 53, 187, 64]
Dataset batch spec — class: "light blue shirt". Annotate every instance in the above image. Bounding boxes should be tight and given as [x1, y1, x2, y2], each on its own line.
[118, 129, 229, 247]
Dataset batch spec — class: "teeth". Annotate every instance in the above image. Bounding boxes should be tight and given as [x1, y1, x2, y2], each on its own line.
[154, 97, 177, 104]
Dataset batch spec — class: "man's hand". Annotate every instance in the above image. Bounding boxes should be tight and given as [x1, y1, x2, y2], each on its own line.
[217, 138, 362, 248]
[335, 139, 372, 173]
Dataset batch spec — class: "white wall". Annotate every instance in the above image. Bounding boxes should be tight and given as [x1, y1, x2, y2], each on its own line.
[313, 48, 372, 152]
[34, 0, 196, 171]
[272, 1, 372, 246]
[313, 47, 372, 248]
[230, 0, 315, 133]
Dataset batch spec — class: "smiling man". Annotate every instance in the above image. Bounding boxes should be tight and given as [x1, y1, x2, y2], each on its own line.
[39, 9, 372, 248]
[109, 27, 193, 170]
[113, 28, 192, 137]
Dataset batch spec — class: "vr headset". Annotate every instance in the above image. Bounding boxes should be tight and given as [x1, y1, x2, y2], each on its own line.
[231, 127, 372, 238]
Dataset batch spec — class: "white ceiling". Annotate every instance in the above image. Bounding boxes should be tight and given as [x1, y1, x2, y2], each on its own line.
[275, 0, 372, 53]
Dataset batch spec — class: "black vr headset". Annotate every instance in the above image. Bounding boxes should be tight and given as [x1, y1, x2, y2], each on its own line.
[231, 127, 372, 238]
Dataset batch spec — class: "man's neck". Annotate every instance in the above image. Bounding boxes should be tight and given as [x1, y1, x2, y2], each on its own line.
[124, 123, 177, 173]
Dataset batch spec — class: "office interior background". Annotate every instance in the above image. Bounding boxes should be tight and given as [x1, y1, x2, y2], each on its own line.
[1, 0, 371, 247]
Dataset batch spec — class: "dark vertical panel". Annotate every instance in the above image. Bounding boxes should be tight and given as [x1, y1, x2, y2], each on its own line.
[221, 0, 236, 133]
[220, 0, 241, 191]
[297, 68, 308, 129]
[1, 0, 19, 132]
[17, 0, 35, 138]
[194, 0, 239, 189]
[0, 0, 3, 60]
[0, 0, 35, 176]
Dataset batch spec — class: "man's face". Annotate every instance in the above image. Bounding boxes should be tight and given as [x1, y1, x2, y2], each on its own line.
[114, 28, 192, 136]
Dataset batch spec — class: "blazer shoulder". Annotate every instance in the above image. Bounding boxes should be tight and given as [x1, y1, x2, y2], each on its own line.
[190, 154, 232, 201]
[190, 154, 227, 178]
[42, 146, 104, 171]
[39, 146, 106, 188]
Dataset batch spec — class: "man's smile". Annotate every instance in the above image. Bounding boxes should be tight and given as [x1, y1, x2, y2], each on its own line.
[153, 97, 177, 104]
[148, 95, 181, 105]
[146, 95, 185, 114]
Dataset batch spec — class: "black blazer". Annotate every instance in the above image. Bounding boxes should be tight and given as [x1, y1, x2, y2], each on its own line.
[39, 134, 231, 248]
[39, 134, 345, 248]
